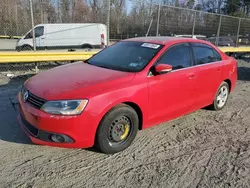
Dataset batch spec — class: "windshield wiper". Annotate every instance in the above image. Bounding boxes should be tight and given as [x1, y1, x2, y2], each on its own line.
[96, 65, 109, 69]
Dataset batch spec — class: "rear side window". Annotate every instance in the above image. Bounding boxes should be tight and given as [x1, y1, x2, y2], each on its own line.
[192, 44, 221, 65]
[156, 44, 191, 70]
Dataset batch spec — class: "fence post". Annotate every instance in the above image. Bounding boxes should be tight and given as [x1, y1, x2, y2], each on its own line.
[236, 18, 241, 47]
[192, 11, 196, 37]
[156, 4, 161, 36]
[146, 18, 153, 37]
[215, 15, 222, 46]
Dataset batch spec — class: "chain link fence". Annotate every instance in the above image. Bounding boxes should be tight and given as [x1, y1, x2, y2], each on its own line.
[0, 0, 250, 75]
[1, 1, 250, 50]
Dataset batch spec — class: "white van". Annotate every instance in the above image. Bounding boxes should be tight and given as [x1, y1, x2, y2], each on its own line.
[16, 23, 107, 51]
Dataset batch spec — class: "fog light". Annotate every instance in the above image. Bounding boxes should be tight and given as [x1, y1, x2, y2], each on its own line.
[51, 134, 65, 143]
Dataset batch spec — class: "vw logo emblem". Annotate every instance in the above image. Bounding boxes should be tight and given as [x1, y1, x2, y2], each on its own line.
[23, 90, 29, 102]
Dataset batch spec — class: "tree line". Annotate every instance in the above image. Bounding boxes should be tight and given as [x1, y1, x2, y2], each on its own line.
[0, 0, 250, 38]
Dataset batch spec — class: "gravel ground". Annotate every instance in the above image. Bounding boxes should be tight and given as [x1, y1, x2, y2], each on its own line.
[1, 59, 250, 188]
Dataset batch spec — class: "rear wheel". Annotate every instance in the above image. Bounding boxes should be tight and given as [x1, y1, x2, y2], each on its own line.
[81, 44, 93, 51]
[210, 82, 230, 111]
[95, 104, 139, 154]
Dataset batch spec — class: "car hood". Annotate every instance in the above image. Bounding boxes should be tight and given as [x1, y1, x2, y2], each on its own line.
[25, 62, 135, 100]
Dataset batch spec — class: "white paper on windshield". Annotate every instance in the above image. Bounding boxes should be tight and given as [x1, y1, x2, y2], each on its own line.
[141, 43, 160, 49]
[129, 63, 138, 67]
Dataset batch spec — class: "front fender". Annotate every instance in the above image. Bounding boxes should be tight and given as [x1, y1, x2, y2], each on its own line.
[88, 82, 149, 133]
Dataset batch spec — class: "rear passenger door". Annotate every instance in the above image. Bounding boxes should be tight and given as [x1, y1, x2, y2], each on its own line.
[190, 43, 223, 107]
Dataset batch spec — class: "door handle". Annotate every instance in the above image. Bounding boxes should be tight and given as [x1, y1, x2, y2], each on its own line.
[217, 68, 221, 71]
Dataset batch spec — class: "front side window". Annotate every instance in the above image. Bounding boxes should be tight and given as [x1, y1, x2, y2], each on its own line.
[35, 26, 44, 38]
[192, 44, 221, 65]
[24, 32, 32, 39]
[87, 41, 163, 72]
[156, 44, 191, 70]
[24, 26, 44, 39]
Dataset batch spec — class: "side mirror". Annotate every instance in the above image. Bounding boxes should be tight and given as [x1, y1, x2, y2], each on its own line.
[154, 64, 172, 74]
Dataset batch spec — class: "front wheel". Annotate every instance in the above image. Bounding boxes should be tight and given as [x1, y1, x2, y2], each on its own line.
[95, 104, 139, 154]
[21, 45, 33, 51]
[210, 82, 230, 111]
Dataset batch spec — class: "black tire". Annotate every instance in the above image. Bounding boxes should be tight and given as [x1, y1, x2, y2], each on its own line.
[95, 104, 139, 154]
[81, 44, 93, 51]
[210, 81, 230, 111]
[21, 45, 33, 51]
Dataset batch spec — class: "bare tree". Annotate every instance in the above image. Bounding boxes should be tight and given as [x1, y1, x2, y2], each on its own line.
[60, 0, 71, 23]
[203, 0, 224, 13]
[72, 0, 90, 22]
[88, 0, 102, 22]
[112, 0, 126, 34]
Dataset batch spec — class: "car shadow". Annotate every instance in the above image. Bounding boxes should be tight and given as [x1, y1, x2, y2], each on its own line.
[0, 73, 35, 145]
[237, 64, 250, 81]
[0, 115, 32, 145]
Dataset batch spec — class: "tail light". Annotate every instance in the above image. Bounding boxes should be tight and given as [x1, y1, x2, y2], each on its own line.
[101, 34, 105, 48]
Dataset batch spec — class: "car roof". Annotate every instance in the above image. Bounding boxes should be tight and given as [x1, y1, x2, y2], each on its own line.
[122, 36, 206, 45]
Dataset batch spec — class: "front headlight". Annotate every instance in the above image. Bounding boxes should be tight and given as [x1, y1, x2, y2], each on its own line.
[41, 100, 88, 115]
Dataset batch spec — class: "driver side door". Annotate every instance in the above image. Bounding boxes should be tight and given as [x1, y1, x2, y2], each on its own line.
[147, 43, 198, 127]
[23, 26, 44, 49]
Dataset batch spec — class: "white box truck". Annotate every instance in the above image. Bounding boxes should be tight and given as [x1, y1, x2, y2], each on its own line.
[16, 23, 107, 51]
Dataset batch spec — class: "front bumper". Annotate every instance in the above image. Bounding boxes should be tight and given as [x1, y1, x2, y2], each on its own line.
[18, 114, 74, 143]
[17, 93, 98, 148]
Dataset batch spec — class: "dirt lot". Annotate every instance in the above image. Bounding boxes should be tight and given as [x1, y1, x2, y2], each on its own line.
[1, 60, 250, 188]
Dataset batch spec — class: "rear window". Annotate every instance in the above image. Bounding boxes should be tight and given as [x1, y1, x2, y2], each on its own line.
[87, 41, 163, 72]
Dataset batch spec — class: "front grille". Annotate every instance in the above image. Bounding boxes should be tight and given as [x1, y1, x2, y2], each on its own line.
[21, 115, 39, 137]
[27, 92, 46, 109]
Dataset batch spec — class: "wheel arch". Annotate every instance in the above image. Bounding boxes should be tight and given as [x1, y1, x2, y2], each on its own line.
[123, 102, 143, 130]
[20, 45, 33, 51]
[224, 79, 232, 92]
[98, 101, 144, 131]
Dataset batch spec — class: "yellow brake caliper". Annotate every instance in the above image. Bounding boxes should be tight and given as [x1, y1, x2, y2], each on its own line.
[120, 124, 129, 140]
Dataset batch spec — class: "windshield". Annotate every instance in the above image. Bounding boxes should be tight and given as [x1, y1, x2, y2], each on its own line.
[87, 41, 163, 72]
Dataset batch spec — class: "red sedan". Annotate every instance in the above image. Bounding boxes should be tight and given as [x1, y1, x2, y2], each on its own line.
[17, 37, 237, 154]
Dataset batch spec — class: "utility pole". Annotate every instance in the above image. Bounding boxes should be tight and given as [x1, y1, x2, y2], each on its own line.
[72, 0, 76, 22]
[15, 3, 19, 36]
[156, 3, 161, 36]
[29, 0, 36, 51]
[40, 0, 43, 24]
[30, 0, 38, 73]
[106, 0, 111, 46]
[58, 0, 61, 23]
